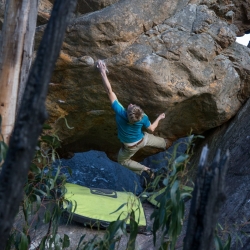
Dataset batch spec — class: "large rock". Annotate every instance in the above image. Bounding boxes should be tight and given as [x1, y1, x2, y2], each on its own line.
[1, 0, 249, 160]
[189, 97, 250, 249]
[54, 150, 143, 195]
[39, 0, 250, 161]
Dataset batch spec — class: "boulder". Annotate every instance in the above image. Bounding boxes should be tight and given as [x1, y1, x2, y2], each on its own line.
[1, 0, 250, 161]
[54, 150, 143, 195]
[41, 0, 250, 161]
[189, 97, 250, 248]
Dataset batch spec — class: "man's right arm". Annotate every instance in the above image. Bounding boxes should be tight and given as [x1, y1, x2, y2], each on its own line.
[97, 60, 117, 104]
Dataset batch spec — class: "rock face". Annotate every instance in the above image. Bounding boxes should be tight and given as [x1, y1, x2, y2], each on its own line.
[39, 0, 250, 160]
[31, 1, 250, 160]
[189, 97, 250, 249]
[203, 0, 250, 36]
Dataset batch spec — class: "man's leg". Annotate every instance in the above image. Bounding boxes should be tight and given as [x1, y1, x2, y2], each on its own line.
[117, 144, 147, 174]
[143, 132, 173, 150]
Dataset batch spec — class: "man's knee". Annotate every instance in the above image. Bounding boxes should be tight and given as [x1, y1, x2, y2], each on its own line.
[118, 158, 128, 167]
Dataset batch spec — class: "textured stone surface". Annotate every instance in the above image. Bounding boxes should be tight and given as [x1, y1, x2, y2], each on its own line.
[1, 0, 250, 160]
[74, 0, 119, 14]
[39, 0, 250, 161]
[37, 0, 52, 25]
[189, 97, 250, 248]
[54, 150, 143, 195]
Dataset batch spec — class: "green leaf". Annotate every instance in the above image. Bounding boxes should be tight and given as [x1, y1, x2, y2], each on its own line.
[107, 220, 125, 241]
[158, 193, 168, 226]
[110, 202, 127, 215]
[187, 134, 194, 144]
[175, 154, 189, 164]
[44, 210, 51, 224]
[39, 237, 47, 250]
[180, 192, 192, 199]
[214, 235, 224, 250]
[66, 167, 73, 176]
[127, 211, 138, 250]
[181, 185, 193, 192]
[29, 163, 41, 174]
[235, 233, 243, 247]
[52, 150, 56, 162]
[62, 234, 70, 248]
[196, 135, 205, 139]
[0, 141, 8, 161]
[162, 177, 169, 187]
[53, 165, 61, 187]
[170, 181, 179, 206]
[48, 178, 55, 190]
[76, 235, 86, 250]
[160, 241, 170, 250]
[224, 234, 231, 250]
[217, 223, 223, 230]
[41, 135, 54, 144]
[29, 194, 42, 206]
[54, 234, 60, 244]
[42, 123, 52, 130]
[64, 200, 73, 212]
[18, 232, 29, 250]
[33, 188, 47, 198]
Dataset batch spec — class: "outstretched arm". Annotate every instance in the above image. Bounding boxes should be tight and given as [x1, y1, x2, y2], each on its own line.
[147, 113, 165, 132]
[96, 60, 117, 104]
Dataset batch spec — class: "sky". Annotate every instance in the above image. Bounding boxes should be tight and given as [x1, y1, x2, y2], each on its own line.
[236, 34, 250, 46]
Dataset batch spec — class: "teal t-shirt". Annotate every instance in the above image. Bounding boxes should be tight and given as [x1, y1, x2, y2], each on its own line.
[111, 100, 150, 143]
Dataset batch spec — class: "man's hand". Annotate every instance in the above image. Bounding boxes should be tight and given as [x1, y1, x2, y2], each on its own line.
[147, 113, 166, 132]
[96, 60, 108, 74]
[158, 113, 165, 120]
[96, 59, 117, 104]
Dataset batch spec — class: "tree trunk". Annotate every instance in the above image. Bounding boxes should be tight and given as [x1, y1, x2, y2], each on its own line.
[0, 0, 77, 248]
[17, 1, 39, 114]
[183, 146, 229, 250]
[0, 0, 38, 144]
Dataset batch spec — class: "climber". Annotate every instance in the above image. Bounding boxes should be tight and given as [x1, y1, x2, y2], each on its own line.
[96, 60, 173, 177]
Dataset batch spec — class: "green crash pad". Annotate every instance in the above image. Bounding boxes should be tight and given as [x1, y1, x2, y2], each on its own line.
[64, 183, 146, 231]
[147, 187, 167, 207]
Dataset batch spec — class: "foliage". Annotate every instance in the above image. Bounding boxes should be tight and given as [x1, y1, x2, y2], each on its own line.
[2, 119, 226, 250]
[214, 219, 250, 250]
[75, 134, 200, 250]
[5, 123, 74, 250]
[215, 224, 232, 250]
[147, 134, 202, 249]
[1, 118, 208, 250]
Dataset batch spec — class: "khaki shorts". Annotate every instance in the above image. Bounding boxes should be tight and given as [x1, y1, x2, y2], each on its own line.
[117, 132, 167, 175]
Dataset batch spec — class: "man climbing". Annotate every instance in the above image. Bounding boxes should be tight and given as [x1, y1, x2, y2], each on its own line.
[96, 60, 173, 177]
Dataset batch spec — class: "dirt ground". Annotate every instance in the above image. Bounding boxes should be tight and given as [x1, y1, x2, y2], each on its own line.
[24, 200, 190, 250]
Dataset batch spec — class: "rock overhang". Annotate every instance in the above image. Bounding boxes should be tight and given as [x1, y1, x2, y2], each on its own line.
[34, 0, 250, 160]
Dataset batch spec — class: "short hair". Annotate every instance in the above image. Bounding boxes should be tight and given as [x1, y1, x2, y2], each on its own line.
[127, 105, 144, 123]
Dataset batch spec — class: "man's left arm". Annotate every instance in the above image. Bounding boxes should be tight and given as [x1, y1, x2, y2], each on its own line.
[147, 113, 165, 132]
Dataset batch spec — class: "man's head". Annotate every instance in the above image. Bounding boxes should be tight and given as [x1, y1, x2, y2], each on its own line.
[127, 104, 143, 123]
